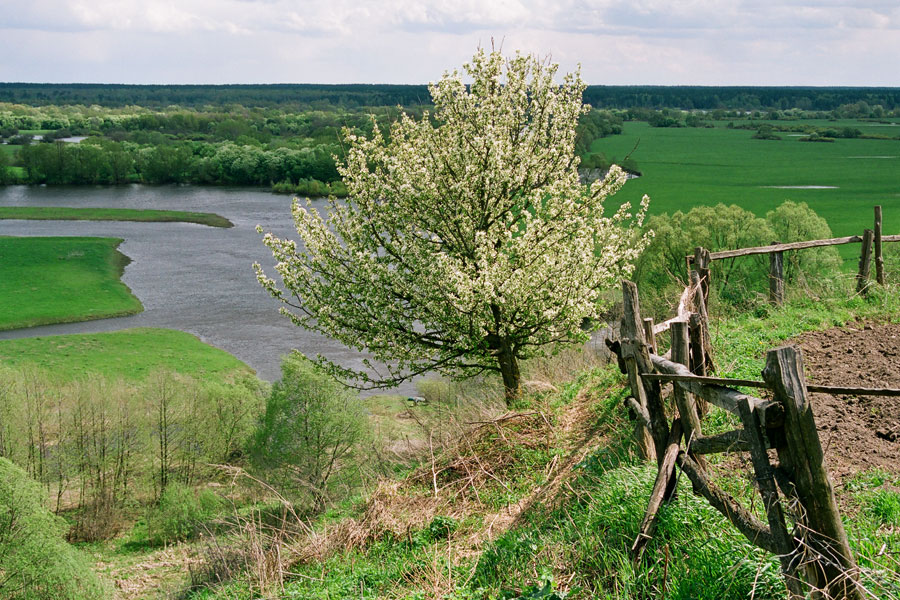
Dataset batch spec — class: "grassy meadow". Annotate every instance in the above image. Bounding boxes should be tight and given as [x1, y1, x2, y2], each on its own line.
[0, 206, 233, 228]
[0, 236, 143, 330]
[595, 119, 900, 258]
[0, 327, 251, 381]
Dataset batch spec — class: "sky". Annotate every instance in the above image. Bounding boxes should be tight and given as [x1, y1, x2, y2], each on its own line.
[0, 0, 898, 86]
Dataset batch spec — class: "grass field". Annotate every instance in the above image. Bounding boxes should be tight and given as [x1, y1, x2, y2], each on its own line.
[0, 236, 143, 330]
[0, 206, 233, 228]
[593, 119, 900, 259]
[0, 327, 252, 380]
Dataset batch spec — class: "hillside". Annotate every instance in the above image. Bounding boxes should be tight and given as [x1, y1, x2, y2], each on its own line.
[100, 287, 900, 600]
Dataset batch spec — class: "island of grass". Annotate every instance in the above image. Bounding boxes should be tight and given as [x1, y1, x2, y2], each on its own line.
[0, 206, 233, 228]
[0, 236, 143, 330]
[0, 327, 252, 381]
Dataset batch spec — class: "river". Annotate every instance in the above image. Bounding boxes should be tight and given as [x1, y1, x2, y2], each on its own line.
[0, 184, 417, 394]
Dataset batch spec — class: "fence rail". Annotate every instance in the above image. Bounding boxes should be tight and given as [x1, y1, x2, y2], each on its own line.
[684, 205, 894, 304]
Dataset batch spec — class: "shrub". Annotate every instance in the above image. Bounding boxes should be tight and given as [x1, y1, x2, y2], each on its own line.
[249, 352, 370, 510]
[634, 201, 841, 315]
[0, 458, 108, 600]
[146, 482, 223, 545]
[765, 200, 841, 289]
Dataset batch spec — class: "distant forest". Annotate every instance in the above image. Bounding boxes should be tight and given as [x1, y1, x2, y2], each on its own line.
[2, 83, 899, 111]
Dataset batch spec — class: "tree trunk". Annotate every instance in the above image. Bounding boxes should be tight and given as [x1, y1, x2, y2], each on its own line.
[497, 343, 521, 405]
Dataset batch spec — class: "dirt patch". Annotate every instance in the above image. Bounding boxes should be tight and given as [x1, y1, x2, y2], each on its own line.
[794, 322, 900, 484]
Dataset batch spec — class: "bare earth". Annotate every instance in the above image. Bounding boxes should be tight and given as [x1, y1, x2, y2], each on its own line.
[795, 321, 900, 484]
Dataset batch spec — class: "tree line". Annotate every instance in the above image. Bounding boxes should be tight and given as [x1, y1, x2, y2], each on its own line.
[2, 82, 899, 112]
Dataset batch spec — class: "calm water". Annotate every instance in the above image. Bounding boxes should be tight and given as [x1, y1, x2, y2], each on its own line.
[0, 185, 416, 393]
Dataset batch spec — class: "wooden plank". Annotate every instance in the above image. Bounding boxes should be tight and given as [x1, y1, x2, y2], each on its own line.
[857, 228, 874, 294]
[763, 346, 863, 600]
[738, 397, 806, 598]
[631, 420, 683, 560]
[690, 233, 900, 262]
[769, 249, 784, 305]
[690, 429, 751, 454]
[649, 355, 784, 427]
[807, 384, 900, 396]
[641, 372, 767, 389]
[642, 371, 900, 397]
[875, 206, 885, 285]
[676, 452, 779, 555]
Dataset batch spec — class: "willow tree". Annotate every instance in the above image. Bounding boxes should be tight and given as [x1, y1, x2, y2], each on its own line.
[256, 48, 650, 403]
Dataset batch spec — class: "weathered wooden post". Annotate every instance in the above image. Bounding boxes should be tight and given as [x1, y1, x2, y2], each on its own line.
[642, 317, 657, 355]
[762, 346, 863, 600]
[737, 397, 805, 598]
[874, 206, 884, 285]
[693, 246, 711, 314]
[769, 243, 785, 305]
[856, 228, 874, 295]
[670, 321, 702, 447]
[620, 281, 669, 463]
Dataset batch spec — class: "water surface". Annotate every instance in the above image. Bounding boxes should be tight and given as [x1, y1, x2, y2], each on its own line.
[0, 185, 415, 393]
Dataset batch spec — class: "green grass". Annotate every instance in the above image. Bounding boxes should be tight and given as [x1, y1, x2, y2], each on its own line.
[0, 236, 143, 330]
[594, 120, 900, 260]
[0, 327, 251, 381]
[0, 206, 233, 228]
[0, 144, 18, 158]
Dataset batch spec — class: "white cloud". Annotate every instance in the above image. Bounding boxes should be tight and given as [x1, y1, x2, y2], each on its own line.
[0, 0, 897, 84]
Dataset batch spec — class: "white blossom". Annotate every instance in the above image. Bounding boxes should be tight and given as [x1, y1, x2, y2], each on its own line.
[255, 47, 651, 400]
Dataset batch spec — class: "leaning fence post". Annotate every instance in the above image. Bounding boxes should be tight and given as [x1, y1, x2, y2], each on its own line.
[856, 228, 874, 295]
[874, 206, 884, 285]
[762, 346, 863, 600]
[769, 243, 785, 305]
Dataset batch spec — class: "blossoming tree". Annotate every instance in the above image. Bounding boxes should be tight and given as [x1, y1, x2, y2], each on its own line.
[255, 48, 650, 403]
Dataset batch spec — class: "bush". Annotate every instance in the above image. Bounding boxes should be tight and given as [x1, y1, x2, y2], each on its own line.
[249, 352, 370, 510]
[0, 458, 108, 599]
[146, 482, 224, 546]
[634, 201, 841, 315]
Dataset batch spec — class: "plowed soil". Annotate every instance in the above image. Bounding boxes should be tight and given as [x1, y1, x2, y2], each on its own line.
[795, 322, 900, 484]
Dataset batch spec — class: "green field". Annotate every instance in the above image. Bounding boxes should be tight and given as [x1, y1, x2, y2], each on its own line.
[0, 206, 233, 228]
[594, 120, 900, 258]
[0, 236, 143, 330]
[0, 327, 251, 380]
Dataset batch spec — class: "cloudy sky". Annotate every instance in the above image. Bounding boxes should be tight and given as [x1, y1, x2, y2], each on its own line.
[1, 0, 897, 86]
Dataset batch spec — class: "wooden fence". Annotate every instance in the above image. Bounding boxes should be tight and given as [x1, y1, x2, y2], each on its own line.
[608, 274, 900, 599]
[686, 205, 898, 306]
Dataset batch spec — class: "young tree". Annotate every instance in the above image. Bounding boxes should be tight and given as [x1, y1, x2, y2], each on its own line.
[256, 48, 649, 402]
[248, 353, 368, 510]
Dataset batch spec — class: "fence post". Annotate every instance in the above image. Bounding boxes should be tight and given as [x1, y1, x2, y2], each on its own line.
[762, 346, 863, 600]
[875, 206, 884, 285]
[693, 246, 711, 314]
[642, 317, 657, 355]
[670, 321, 702, 447]
[620, 281, 669, 463]
[856, 228, 874, 295]
[769, 244, 785, 305]
[737, 398, 805, 598]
